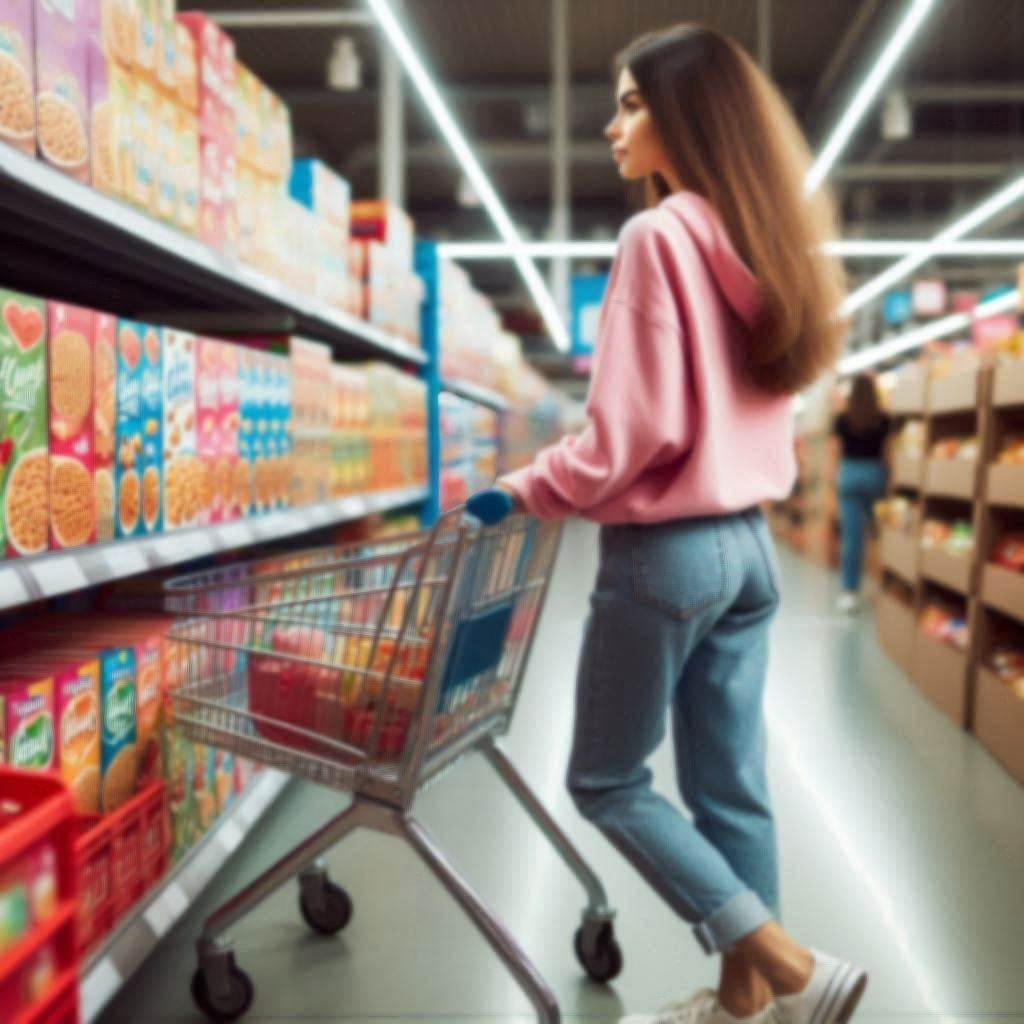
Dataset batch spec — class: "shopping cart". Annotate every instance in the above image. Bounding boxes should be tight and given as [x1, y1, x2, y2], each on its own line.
[163, 497, 621, 1024]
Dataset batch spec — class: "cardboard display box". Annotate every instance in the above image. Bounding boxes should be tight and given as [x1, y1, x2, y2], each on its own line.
[919, 547, 974, 595]
[991, 360, 1024, 409]
[925, 458, 978, 500]
[892, 454, 924, 490]
[973, 665, 1024, 786]
[928, 369, 981, 416]
[911, 630, 972, 727]
[980, 563, 1024, 623]
[986, 464, 1024, 509]
[880, 528, 919, 584]
[876, 590, 917, 677]
[889, 374, 927, 416]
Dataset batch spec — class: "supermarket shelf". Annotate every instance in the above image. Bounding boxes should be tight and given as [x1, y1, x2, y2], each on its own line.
[0, 144, 425, 367]
[81, 770, 291, 1024]
[442, 378, 509, 411]
[0, 485, 430, 612]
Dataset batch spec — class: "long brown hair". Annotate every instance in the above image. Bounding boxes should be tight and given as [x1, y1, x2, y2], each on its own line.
[617, 25, 847, 395]
[846, 373, 883, 432]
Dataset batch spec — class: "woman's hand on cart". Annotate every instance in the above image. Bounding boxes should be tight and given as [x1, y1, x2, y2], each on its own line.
[467, 484, 524, 524]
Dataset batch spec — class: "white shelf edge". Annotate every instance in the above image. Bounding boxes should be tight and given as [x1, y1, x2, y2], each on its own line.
[0, 486, 430, 611]
[80, 770, 291, 1024]
[0, 145, 426, 367]
[441, 379, 509, 412]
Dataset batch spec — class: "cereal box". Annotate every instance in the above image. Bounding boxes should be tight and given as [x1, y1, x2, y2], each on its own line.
[0, 0, 37, 155]
[198, 134, 224, 251]
[54, 659, 101, 813]
[154, 91, 175, 222]
[176, 105, 198, 235]
[173, 18, 194, 110]
[132, 627, 160, 781]
[114, 317, 144, 538]
[154, 0, 172, 93]
[289, 158, 351, 237]
[34, 0, 90, 182]
[133, 0, 154, 80]
[99, 0, 137, 68]
[162, 329, 199, 530]
[235, 347, 256, 518]
[47, 302, 95, 549]
[99, 645, 136, 812]
[130, 75, 155, 212]
[0, 289, 48, 559]
[3, 678, 55, 771]
[139, 323, 162, 533]
[93, 312, 115, 541]
[219, 342, 242, 520]
[109, 61, 132, 200]
[87, 0, 114, 195]
[195, 338, 220, 524]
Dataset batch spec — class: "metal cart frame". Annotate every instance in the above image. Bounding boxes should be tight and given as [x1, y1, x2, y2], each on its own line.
[163, 506, 621, 1024]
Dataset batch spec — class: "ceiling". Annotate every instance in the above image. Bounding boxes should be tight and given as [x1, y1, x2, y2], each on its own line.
[200, 0, 1024, 355]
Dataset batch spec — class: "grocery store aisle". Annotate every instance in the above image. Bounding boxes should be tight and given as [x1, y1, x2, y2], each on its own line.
[98, 521, 1024, 1024]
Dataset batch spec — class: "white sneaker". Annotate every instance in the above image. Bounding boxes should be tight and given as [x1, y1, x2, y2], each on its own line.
[620, 988, 781, 1024]
[835, 592, 860, 614]
[774, 949, 868, 1024]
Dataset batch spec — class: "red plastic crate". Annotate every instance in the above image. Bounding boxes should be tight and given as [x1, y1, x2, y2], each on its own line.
[73, 780, 168, 956]
[0, 770, 79, 1024]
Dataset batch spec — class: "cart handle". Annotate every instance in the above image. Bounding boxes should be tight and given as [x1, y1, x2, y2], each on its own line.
[466, 488, 517, 525]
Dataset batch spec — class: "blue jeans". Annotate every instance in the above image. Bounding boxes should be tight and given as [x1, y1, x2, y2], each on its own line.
[837, 458, 887, 592]
[567, 509, 781, 955]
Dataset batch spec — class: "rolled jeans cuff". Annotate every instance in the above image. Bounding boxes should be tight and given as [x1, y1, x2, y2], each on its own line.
[693, 890, 774, 955]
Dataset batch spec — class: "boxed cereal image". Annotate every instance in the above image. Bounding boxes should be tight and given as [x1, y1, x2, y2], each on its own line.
[99, 644, 136, 812]
[54, 658, 101, 812]
[1, 677, 55, 771]
[0, 0, 36, 154]
[195, 338, 221, 524]
[131, 623, 161, 782]
[219, 342, 243, 521]
[48, 302, 96, 550]
[87, 0, 117, 195]
[174, 17, 195, 110]
[162, 329, 200, 530]
[131, 75, 156, 213]
[109, 61, 133, 201]
[114, 317, 145, 538]
[236, 347, 256, 518]
[100, 0, 138, 68]
[1, 288, 48, 559]
[154, 91, 176, 223]
[139, 323, 162, 533]
[93, 312, 116, 541]
[34, 0, 90, 181]
[154, 0, 174, 93]
[133, 0, 155, 81]
[176, 105, 199, 235]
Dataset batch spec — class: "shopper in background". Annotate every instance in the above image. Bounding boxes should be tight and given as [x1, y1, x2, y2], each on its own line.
[475, 22, 866, 1024]
[833, 375, 890, 613]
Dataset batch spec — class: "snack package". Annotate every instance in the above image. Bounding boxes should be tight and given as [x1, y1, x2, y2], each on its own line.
[87, 0, 117, 195]
[93, 312, 116, 541]
[139, 324, 162, 533]
[162, 329, 200, 529]
[133, 0, 155, 81]
[109, 61, 133, 199]
[290, 158, 351, 237]
[154, 0, 173, 93]
[176, 105, 199, 235]
[131, 75, 156, 213]
[0, 289, 48, 559]
[236, 348, 256, 518]
[0, 0, 36, 155]
[2, 678, 55, 770]
[101, 0, 138, 68]
[174, 18, 195, 110]
[54, 659, 101, 813]
[99, 644, 137, 812]
[195, 338, 221, 523]
[154, 91, 176, 223]
[133, 626, 161, 782]
[48, 302, 96, 549]
[34, 0, 90, 181]
[114, 318, 145, 538]
[219, 342, 242, 521]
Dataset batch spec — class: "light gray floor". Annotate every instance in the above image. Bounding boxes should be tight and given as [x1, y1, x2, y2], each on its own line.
[98, 521, 1024, 1024]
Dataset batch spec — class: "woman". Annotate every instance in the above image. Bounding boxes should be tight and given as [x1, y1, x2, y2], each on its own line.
[834, 375, 890, 612]
[477, 23, 867, 1024]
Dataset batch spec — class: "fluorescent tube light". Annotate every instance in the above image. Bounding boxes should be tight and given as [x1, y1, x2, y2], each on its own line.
[440, 241, 618, 260]
[804, 0, 939, 194]
[365, 0, 570, 351]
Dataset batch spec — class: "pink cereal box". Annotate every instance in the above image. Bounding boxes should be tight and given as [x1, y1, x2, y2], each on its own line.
[93, 312, 115, 541]
[47, 301, 96, 549]
[218, 342, 241, 521]
[87, 0, 117, 195]
[0, 0, 36, 154]
[195, 338, 221, 524]
[34, 0, 90, 182]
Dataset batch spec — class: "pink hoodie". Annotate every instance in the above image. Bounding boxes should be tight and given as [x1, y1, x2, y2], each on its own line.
[503, 192, 797, 523]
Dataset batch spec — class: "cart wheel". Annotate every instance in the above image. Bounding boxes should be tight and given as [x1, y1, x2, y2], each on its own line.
[574, 922, 623, 984]
[191, 960, 254, 1023]
[299, 880, 353, 935]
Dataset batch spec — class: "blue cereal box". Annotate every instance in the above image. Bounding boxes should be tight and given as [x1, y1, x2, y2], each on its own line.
[236, 348, 257, 517]
[115, 319, 145, 538]
[100, 646, 137, 812]
[139, 325, 163, 533]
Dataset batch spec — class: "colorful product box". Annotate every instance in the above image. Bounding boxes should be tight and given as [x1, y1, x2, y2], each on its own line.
[0, 289, 48, 559]
[2, 678, 54, 770]
[139, 323, 162, 533]
[114, 317, 144, 538]
[219, 342, 241, 521]
[87, 0, 118, 195]
[47, 301, 95, 549]
[236, 348, 256, 518]
[174, 18, 195, 110]
[176, 105, 199, 234]
[0, 0, 36, 155]
[162, 328, 199, 530]
[109, 62, 133, 200]
[34, 0, 90, 181]
[134, 0, 155, 80]
[130, 75, 155, 212]
[100, 0, 137, 68]
[154, 0, 173, 93]
[198, 134, 225, 250]
[195, 337, 221, 524]
[99, 645, 136, 812]
[154, 91, 176, 222]
[133, 628, 161, 782]
[289, 158, 351, 237]
[175, 12, 233, 139]
[54, 659, 101, 813]
[93, 312, 115, 541]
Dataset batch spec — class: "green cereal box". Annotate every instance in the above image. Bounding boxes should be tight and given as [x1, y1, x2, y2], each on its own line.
[3, 678, 55, 771]
[0, 290, 49, 558]
[114, 318, 144, 537]
[100, 646, 137, 812]
[139, 324, 162, 533]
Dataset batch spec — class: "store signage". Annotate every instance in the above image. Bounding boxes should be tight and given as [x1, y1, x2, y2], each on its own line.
[882, 289, 913, 326]
[571, 274, 609, 356]
[912, 279, 947, 318]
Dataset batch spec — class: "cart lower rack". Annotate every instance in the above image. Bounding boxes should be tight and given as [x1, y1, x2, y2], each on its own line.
[163, 502, 621, 1023]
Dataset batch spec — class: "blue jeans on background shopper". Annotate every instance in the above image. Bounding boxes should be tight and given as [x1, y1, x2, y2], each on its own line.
[837, 458, 888, 593]
[567, 509, 781, 955]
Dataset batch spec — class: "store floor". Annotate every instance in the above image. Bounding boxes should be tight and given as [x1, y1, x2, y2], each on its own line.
[98, 521, 1024, 1024]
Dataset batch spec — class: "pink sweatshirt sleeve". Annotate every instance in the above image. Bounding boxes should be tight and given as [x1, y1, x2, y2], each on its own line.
[502, 216, 694, 520]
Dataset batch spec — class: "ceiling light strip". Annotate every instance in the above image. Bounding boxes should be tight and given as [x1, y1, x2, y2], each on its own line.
[365, 0, 569, 351]
[804, 0, 939, 195]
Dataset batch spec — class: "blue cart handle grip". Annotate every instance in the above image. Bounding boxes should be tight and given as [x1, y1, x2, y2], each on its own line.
[467, 488, 516, 525]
